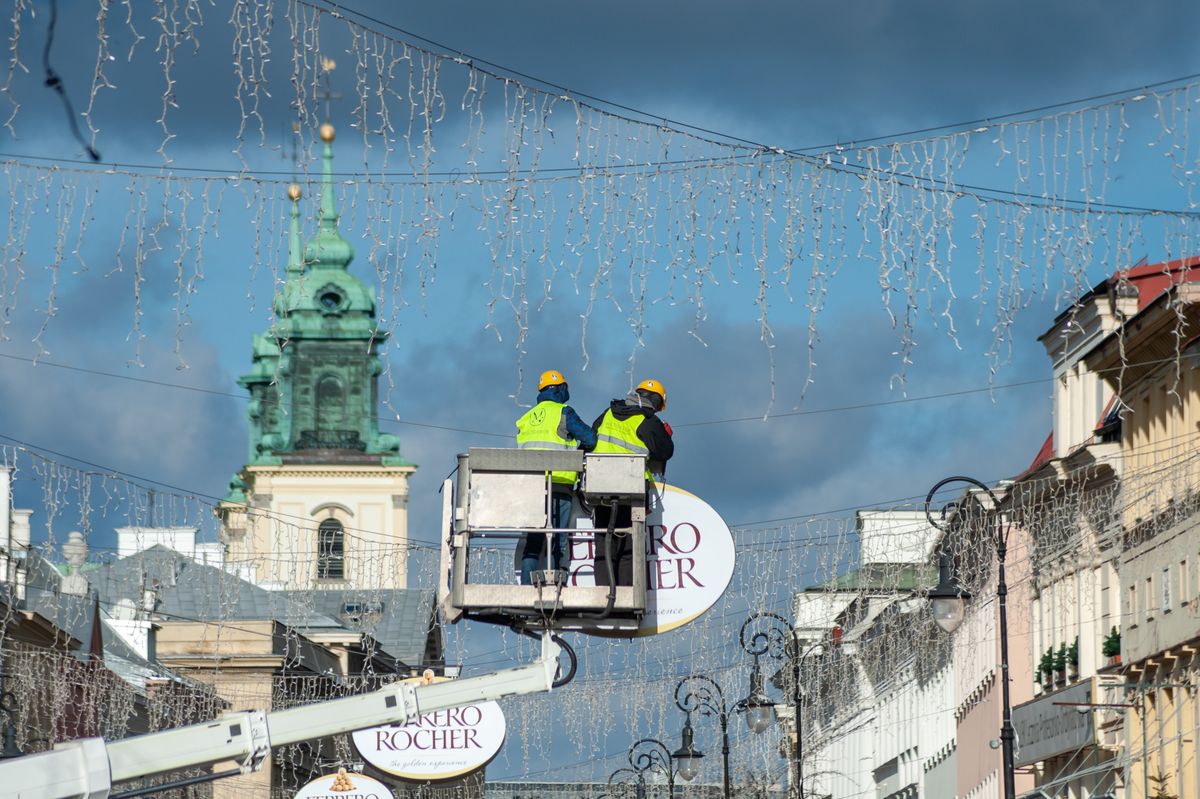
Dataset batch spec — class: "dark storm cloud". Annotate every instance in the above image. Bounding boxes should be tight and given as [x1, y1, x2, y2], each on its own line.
[357, 0, 1199, 145]
[4, 1, 1195, 164]
[0, 338, 245, 544]
[0, 0, 1146, 556]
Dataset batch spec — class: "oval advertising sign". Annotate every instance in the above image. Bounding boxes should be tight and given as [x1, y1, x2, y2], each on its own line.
[570, 482, 736, 636]
[351, 676, 506, 781]
[294, 769, 394, 799]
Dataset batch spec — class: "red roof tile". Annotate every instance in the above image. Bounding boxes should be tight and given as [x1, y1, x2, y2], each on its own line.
[1115, 255, 1200, 310]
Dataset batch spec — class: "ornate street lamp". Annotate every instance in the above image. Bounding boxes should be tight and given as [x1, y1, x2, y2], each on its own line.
[674, 674, 731, 799]
[628, 737, 678, 798]
[671, 713, 704, 784]
[741, 612, 823, 799]
[741, 657, 774, 735]
[927, 547, 971, 634]
[924, 475, 1015, 799]
[608, 765, 645, 799]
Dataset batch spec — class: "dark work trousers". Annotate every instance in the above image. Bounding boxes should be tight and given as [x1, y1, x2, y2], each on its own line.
[592, 502, 634, 587]
[517, 486, 573, 585]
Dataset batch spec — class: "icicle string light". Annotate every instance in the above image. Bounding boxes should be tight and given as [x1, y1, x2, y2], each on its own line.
[0, 3, 1198, 397]
[0, 418, 1196, 791]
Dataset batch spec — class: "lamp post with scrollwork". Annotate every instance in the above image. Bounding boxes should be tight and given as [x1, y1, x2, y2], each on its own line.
[739, 611, 824, 799]
[628, 737, 679, 798]
[673, 674, 732, 799]
[608, 765, 645, 799]
[924, 475, 1015, 799]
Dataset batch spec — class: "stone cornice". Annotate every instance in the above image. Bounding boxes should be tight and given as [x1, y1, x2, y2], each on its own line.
[243, 464, 416, 480]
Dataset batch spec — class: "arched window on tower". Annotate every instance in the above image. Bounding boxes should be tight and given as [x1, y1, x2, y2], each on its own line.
[317, 518, 345, 580]
[314, 375, 346, 439]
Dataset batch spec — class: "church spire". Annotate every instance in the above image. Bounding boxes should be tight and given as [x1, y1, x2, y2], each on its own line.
[319, 123, 339, 231]
[286, 183, 303, 277]
[303, 123, 354, 271]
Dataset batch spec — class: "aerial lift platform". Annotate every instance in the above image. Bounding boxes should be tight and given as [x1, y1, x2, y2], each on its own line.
[439, 448, 650, 635]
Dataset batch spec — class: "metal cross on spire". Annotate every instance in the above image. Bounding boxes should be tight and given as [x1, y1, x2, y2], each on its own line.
[319, 56, 341, 123]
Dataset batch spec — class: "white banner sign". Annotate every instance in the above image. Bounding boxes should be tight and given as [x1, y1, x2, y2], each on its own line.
[570, 482, 736, 636]
[352, 676, 506, 781]
[293, 770, 394, 799]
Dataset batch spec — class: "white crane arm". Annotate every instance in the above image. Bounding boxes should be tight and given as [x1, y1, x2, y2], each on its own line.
[0, 655, 557, 799]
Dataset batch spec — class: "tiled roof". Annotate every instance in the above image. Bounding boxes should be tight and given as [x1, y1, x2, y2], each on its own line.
[29, 544, 439, 674]
[21, 550, 187, 693]
[275, 589, 438, 668]
[86, 545, 340, 629]
[1118, 255, 1200, 310]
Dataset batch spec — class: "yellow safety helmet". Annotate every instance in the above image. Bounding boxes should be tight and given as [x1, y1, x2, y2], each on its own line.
[636, 378, 667, 409]
[538, 369, 567, 390]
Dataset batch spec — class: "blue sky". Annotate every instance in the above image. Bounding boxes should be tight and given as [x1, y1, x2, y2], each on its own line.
[0, 0, 1198, 784]
[4, 0, 1194, 539]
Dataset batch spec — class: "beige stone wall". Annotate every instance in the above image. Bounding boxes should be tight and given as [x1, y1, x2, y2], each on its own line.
[223, 464, 414, 590]
[1121, 362, 1200, 532]
[156, 621, 283, 799]
[1121, 513, 1200, 664]
[955, 521, 1035, 799]
[1127, 651, 1200, 799]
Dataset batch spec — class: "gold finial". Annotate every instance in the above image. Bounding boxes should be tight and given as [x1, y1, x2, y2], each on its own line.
[319, 123, 336, 143]
[321, 56, 337, 74]
[287, 183, 302, 201]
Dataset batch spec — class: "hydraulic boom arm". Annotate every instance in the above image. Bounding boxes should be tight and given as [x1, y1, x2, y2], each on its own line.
[0, 641, 560, 799]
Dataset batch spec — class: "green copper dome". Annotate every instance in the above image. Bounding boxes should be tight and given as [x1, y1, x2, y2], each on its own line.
[272, 125, 375, 334]
[228, 122, 410, 483]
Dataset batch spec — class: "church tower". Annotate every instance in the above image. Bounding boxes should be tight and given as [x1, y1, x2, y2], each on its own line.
[219, 123, 416, 590]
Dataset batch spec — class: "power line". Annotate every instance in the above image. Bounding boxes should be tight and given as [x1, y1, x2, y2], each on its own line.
[316, 0, 1200, 160]
[0, 149, 753, 180]
[0, 432, 449, 550]
[308, 0, 768, 152]
[6, 345, 1194, 434]
[788, 72, 1200, 153]
[0, 351, 508, 439]
[1, 30, 1196, 216]
[0, 348, 1050, 434]
[6, 148, 1191, 218]
[673, 377, 1049, 428]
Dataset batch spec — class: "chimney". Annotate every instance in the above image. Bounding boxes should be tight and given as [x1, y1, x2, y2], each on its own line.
[11, 510, 31, 552]
[106, 597, 157, 661]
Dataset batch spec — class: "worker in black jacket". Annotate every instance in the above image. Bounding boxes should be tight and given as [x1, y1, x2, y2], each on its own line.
[591, 379, 673, 586]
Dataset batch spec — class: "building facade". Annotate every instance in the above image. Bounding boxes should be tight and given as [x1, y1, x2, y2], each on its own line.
[1082, 264, 1200, 799]
[797, 510, 945, 799]
[1008, 272, 1132, 799]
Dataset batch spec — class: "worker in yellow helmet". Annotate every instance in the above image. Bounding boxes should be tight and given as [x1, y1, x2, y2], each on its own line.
[590, 378, 674, 587]
[513, 369, 598, 585]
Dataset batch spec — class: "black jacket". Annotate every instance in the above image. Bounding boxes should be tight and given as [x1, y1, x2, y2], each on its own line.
[593, 397, 674, 475]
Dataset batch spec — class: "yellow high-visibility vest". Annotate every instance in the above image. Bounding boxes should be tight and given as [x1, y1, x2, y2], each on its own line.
[594, 409, 651, 479]
[515, 401, 578, 485]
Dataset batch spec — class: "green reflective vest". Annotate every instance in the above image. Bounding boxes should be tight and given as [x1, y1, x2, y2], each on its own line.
[594, 409, 652, 479]
[515, 401, 578, 485]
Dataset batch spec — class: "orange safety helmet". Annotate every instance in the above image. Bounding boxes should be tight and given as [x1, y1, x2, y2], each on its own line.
[636, 378, 667, 409]
[538, 369, 568, 390]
